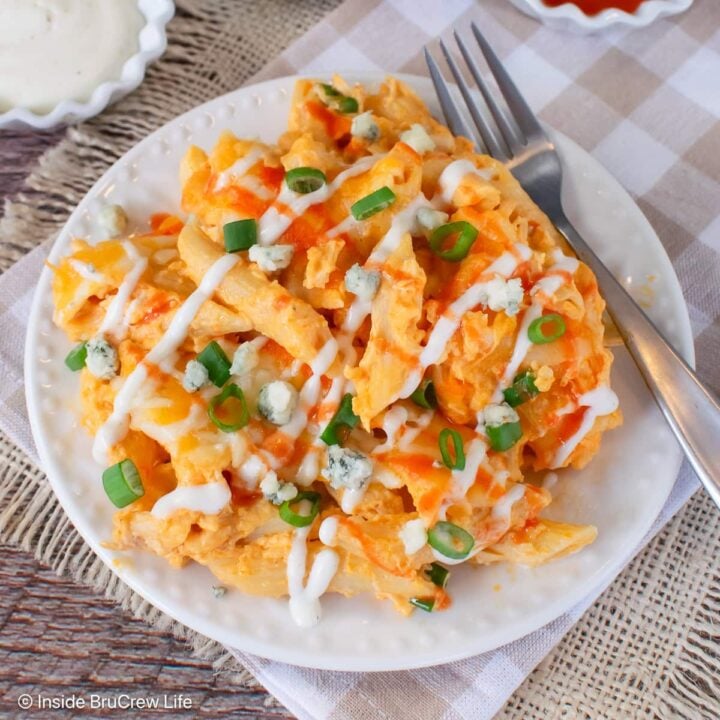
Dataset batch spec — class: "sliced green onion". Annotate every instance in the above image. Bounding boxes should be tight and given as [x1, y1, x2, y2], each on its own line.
[438, 428, 466, 471]
[320, 83, 341, 98]
[486, 421, 523, 452]
[528, 313, 566, 344]
[337, 96, 359, 114]
[64, 342, 88, 371]
[428, 221, 478, 262]
[409, 597, 435, 612]
[423, 562, 449, 589]
[503, 370, 539, 408]
[427, 521, 474, 560]
[285, 167, 327, 194]
[320, 393, 360, 446]
[208, 383, 249, 432]
[410, 379, 437, 410]
[350, 186, 396, 221]
[102, 458, 144, 508]
[197, 341, 231, 387]
[279, 491, 321, 528]
[223, 219, 257, 253]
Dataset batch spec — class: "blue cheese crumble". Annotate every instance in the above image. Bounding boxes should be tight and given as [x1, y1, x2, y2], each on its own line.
[96, 204, 128, 238]
[182, 359, 210, 392]
[344, 263, 381, 300]
[257, 380, 298, 426]
[230, 339, 261, 376]
[248, 244, 294, 272]
[351, 111, 380, 141]
[400, 124, 435, 154]
[322, 446, 373, 492]
[85, 337, 118, 379]
[483, 402, 520, 428]
[260, 471, 298, 505]
[480, 277, 524, 316]
[212, 585, 227, 598]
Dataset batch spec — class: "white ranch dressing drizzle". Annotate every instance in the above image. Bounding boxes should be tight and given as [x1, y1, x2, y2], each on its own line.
[449, 438, 487, 499]
[239, 174, 274, 201]
[287, 526, 339, 628]
[372, 405, 409, 454]
[295, 193, 435, 486]
[294, 365, 350, 486]
[121, 297, 141, 333]
[238, 455, 267, 487]
[438, 159, 494, 204]
[280, 337, 339, 442]
[397, 411, 434, 450]
[151, 480, 231, 519]
[491, 251, 579, 403]
[98, 242, 147, 342]
[431, 545, 483, 566]
[214, 147, 264, 191]
[92, 253, 239, 464]
[258, 155, 383, 247]
[318, 516, 339, 547]
[399, 518, 427, 555]
[340, 488, 365, 514]
[69, 259, 105, 283]
[0, 0, 143, 113]
[551, 385, 619, 468]
[491, 484, 527, 527]
[399, 244, 532, 398]
[327, 215, 359, 238]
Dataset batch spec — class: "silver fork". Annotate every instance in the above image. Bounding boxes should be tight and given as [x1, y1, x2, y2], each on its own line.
[425, 23, 720, 509]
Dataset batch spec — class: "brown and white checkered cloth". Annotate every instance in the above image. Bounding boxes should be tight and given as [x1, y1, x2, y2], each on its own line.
[1, 0, 718, 718]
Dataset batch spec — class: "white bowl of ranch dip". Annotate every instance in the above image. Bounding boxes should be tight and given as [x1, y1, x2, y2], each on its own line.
[0, 0, 174, 130]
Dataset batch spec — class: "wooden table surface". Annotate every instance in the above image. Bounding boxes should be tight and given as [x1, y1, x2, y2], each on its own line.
[0, 130, 293, 719]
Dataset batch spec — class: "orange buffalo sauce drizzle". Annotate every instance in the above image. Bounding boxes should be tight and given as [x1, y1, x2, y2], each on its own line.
[542, 0, 645, 14]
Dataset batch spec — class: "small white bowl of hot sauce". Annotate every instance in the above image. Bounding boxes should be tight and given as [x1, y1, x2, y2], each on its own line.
[509, 0, 693, 33]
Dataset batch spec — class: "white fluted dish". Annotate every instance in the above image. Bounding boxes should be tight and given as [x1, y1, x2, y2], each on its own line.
[0, 0, 175, 130]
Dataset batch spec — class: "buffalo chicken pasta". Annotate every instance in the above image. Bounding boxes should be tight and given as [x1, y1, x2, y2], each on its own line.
[51, 77, 621, 626]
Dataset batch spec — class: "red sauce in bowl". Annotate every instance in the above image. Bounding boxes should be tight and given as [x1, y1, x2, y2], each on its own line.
[542, 0, 646, 14]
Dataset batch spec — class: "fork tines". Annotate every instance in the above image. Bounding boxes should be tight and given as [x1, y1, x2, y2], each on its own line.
[424, 22, 546, 162]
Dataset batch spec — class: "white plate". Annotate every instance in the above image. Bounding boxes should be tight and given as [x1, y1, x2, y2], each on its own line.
[25, 74, 694, 671]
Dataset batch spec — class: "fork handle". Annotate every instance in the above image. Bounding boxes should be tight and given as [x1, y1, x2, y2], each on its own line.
[553, 214, 720, 508]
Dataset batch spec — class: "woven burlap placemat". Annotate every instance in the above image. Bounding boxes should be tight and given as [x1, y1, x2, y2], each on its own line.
[1, 1, 718, 717]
